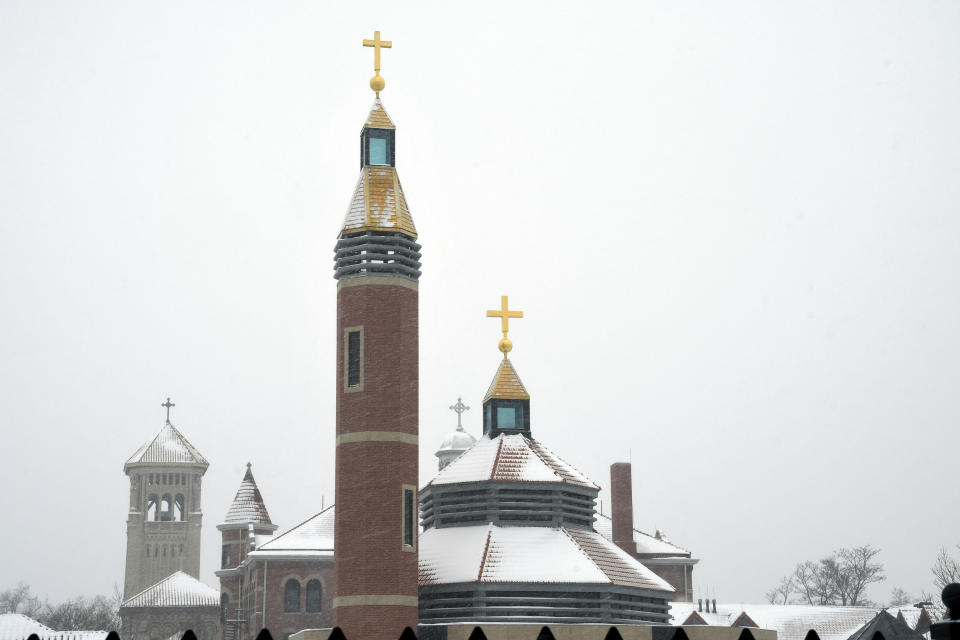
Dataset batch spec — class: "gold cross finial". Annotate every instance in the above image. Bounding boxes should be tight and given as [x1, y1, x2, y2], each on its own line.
[486, 295, 523, 358]
[363, 30, 392, 97]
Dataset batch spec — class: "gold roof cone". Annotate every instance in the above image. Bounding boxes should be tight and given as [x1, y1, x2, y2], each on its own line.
[483, 358, 531, 403]
[364, 99, 396, 130]
[340, 165, 418, 238]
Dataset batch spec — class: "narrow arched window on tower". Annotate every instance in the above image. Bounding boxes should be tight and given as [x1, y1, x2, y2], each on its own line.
[146, 495, 159, 521]
[161, 494, 172, 521]
[175, 494, 185, 521]
[305, 580, 322, 612]
[284, 580, 301, 612]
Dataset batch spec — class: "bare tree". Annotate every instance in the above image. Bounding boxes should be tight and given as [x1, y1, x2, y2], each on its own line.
[772, 545, 886, 607]
[41, 595, 119, 631]
[766, 576, 795, 604]
[0, 583, 43, 618]
[888, 587, 913, 607]
[932, 546, 960, 590]
[838, 545, 885, 606]
[793, 560, 838, 605]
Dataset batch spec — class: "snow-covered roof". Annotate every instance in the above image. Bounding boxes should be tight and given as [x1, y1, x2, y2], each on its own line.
[427, 433, 599, 489]
[254, 506, 335, 555]
[669, 602, 934, 640]
[340, 166, 417, 238]
[125, 422, 208, 469]
[436, 426, 477, 455]
[0, 615, 107, 640]
[121, 571, 219, 608]
[222, 464, 272, 525]
[419, 523, 673, 593]
[593, 513, 691, 556]
[364, 99, 395, 130]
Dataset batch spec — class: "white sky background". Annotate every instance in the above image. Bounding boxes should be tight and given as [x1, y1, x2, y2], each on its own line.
[1, 0, 958, 606]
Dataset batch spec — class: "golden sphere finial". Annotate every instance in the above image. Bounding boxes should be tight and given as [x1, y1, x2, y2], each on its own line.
[498, 338, 513, 356]
[370, 74, 385, 93]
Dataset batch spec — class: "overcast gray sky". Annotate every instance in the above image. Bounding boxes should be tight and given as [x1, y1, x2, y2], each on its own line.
[1, 0, 958, 607]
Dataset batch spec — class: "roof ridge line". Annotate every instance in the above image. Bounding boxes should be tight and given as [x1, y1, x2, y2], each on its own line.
[489, 435, 505, 481]
[522, 435, 566, 484]
[259, 505, 333, 549]
[477, 524, 494, 583]
[556, 525, 613, 584]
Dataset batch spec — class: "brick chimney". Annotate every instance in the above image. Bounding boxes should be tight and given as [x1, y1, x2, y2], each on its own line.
[610, 462, 637, 555]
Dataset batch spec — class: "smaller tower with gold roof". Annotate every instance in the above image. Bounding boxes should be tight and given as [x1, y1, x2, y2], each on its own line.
[482, 296, 531, 437]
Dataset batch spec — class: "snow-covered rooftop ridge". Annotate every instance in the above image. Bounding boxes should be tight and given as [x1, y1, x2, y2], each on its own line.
[125, 422, 208, 468]
[256, 505, 335, 552]
[222, 464, 272, 525]
[120, 571, 219, 608]
[0, 615, 107, 640]
[427, 433, 598, 489]
[668, 602, 934, 640]
[419, 523, 673, 592]
[593, 513, 691, 556]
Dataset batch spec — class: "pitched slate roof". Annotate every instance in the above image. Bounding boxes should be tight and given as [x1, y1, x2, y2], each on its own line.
[483, 358, 530, 401]
[593, 513, 691, 556]
[223, 464, 272, 525]
[120, 572, 218, 608]
[427, 433, 598, 489]
[847, 610, 925, 640]
[125, 422, 208, 469]
[0, 614, 107, 640]
[364, 99, 395, 130]
[419, 523, 673, 592]
[667, 603, 934, 640]
[254, 505, 335, 555]
[340, 166, 417, 238]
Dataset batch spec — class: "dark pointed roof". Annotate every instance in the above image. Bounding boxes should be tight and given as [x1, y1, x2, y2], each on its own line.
[846, 610, 925, 640]
[124, 422, 208, 470]
[222, 463, 272, 525]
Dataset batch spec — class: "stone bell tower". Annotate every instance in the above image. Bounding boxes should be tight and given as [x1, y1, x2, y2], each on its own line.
[332, 30, 421, 640]
[123, 398, 209, 599]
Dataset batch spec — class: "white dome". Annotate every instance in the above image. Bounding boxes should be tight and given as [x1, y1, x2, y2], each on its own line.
[436, 426, 477, 455]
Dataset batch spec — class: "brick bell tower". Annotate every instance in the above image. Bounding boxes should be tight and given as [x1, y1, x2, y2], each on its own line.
[332, 31, 422, 640]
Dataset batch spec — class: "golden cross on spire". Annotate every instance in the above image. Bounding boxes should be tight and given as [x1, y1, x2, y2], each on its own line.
[486, 295, 524, 358]
[363, 30, 392, 96]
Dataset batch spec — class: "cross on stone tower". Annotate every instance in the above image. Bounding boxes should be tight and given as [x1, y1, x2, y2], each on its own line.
[161, 397, 175, 423]
[449, 397, 470, 429]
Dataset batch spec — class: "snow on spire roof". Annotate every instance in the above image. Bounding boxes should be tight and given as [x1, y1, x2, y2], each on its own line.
[364, 99, 395, 130]
[483, 358, 529, 402]
[340, 166, 417, 238]
[222, 463, 272, 525]
[120, 571, 218, 608]
[418, 523, 673, 592]
[124, 422, 208, 470]
[428, 433, 598, 489]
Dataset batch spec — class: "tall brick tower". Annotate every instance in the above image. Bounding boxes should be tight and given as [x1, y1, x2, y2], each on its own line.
[331, 31, 422, 640]
[123, 399, 209, 599]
